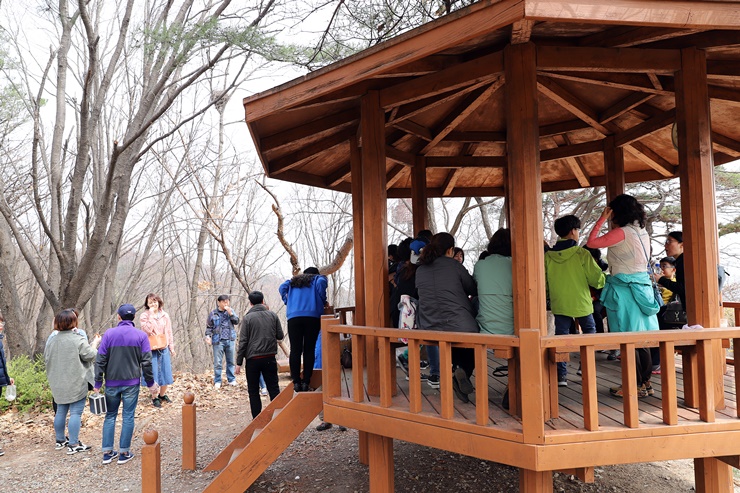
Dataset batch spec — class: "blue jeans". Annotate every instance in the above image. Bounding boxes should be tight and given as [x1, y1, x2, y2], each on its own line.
[213, 339, 235, 384]
[55, 396, 86, 445]
[102, 385, 140, 453]
[555, 314, 596, 379]
[425, 345, 440, 377]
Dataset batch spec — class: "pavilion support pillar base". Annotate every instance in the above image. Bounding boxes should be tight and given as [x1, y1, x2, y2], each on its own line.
[368, 433, 393, 493]
[519, 468, 553, 493]
[694, 457, 733, 493]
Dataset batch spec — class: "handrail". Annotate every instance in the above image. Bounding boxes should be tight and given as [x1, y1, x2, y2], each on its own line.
[542, 327, 740, 350]
[325, 323, 520, 348]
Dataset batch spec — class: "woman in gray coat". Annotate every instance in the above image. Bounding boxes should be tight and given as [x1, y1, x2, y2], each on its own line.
[416, 232, 478, 403]
[44, 309, 99, 454]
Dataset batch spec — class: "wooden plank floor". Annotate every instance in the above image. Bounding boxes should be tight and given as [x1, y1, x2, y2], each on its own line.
[337, 349, 738, 438]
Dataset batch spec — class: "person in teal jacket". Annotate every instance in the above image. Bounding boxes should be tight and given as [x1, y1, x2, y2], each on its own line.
[474, 228, 514, 336]
[545, 215, 606, 386]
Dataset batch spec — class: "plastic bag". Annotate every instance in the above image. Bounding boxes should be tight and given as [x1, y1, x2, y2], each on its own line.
[4, 384, 16, 401]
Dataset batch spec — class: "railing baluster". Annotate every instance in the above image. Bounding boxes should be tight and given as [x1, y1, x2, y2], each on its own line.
[352, 334, 366, 403]
[735, 338, 740, 419]
[682, 348, 699, 408]
[408, 339, 422, 413]
[580, 345, 598, 431]
[620, 343, 639, 428]
[475, 344, 489, 425]
[696, 339, 715, 422]
[378, 336, 392, 407]
[660, 341, 678, 425]
[440, 341, 454, 419]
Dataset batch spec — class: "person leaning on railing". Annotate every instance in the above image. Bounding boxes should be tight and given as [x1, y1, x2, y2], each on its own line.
[587, 194, 661, 399]
[415, 232, 478, 404]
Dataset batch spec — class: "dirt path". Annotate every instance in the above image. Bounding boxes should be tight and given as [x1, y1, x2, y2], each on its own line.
[0, 372, 734, 492]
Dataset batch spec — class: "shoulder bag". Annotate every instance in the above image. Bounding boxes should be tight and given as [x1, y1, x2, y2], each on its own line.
[631, 225, 664, 307]
[148, 332, 168, 351]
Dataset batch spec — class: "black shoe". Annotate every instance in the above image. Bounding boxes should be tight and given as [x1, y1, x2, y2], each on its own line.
[293, 382, 302, 392]
[338, 425, 348, 431]
[301, 382, 312, 392]
[396, 353, 409, 371]
[158, 394, 172, 404]
[452, 377, 470, 403]
[152, 397, 162, 408]
[454, 366, 474, 394]
[502, 388, 509, 410]
[316, 422, 333, 431]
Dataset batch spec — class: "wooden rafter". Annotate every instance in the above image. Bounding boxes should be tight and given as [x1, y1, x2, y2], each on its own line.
[378, 51, 503, 109]
[421, 78, 505, 154]
[642, 30, 740, 50]
[537, 76, 610, 135]
[260, 109, 358, 152]
[373, 55, 462, 78]
[386, 164, 406, 189]
[707, 60, 740, 80]
[442, 168, 461, 196]
[624, 143, 675, 178]
[539, 71, 669, 95]
[613, 108, 676, 148]
[558, 135, 591, 187]
[385, 146, 415, 166]
[536, 46, 680, 73]
[599, 93, 656, 124]
[511, 19, 534, 44]
[392, 120, 433, 141]
[712, 132, 740, 157]
[579, 26, 702, 48]
[444, 131, 506, 143]
[388, 79, 493, 124]
[270, 127, 356, 175]
[540, 140, 603, 162]
[326, 164, 351, 187]
[425, 156, 507, 168]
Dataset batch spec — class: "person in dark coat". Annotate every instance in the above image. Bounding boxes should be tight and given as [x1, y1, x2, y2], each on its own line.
[416, 232, 478, 403]
[0, 314, 14, 457]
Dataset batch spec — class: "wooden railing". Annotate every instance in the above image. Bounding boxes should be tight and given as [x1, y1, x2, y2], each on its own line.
[543, 328, 740, 431]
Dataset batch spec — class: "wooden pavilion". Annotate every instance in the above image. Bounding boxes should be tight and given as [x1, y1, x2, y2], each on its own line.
[241, 1, 740, 491]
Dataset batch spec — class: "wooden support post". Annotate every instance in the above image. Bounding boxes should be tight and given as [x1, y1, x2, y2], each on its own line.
[182, 393, 196, 470]
[519, 329, 545, 444]
[603, 135, 625, 202]
[505, 42, 549, 420]
[322, 316, 342, 398]
[412, 156, 428, 233]
[361, 91, 388, 397]
[368, 433, 394, 493]
[350, 137, 366, 328]
[694, 457, 733, 493]
[475, 344, 489, 425]
[520, 469, 553, 493]
[359, 431, 369, 466]
[142, 430, 162, 493]
[676, 47, 724, 413]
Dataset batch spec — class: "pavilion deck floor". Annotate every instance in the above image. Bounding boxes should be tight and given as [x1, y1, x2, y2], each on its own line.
[335, 350, 739, 442]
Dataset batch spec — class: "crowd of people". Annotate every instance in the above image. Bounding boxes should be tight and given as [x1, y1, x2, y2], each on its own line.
[390, 194, 691, 403]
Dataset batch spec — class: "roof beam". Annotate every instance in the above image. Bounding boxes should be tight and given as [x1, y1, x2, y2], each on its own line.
[642, 30, 740, 50]
[260, 109, 358, 153]
[386, 164, 406, 189]
[540, 140, 603, 162]
[391, 120, 433, 141]
[624, 143, 675, 177]
[613, 109, 676, 148]
[388, 79, 492, 124]
[537, 76, 610, 135]
[326, 164, 351, 187]
[426, 156, 507, 168]
[373, 55, 462, 78]
[385, 146, 416, 166]
[444, 131, 506, 143]
[525, 1, 740, 30]
[558, 135, 591, 188]
[442, 169, 461, 196]
[579, 26, 702, 48]
[707, 60, 740, 80]
[598, 93, 656, 124]
[379, 50, 503, 109]
[539, 71, 669, 95]
[537, 46, 680, 73]
[270, 127, 356, 175]
[421, 78, 505, 154]
[712, 132, 740, 157]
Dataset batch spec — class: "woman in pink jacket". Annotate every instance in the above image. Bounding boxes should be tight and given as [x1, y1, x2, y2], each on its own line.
[140, 293, 176, 407]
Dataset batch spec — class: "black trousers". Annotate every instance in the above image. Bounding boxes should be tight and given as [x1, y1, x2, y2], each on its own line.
[452, 347, 475, 377]
[635, 347, 652, 386]
[246, 357, 280, 418]
[288, 317, 321, 385]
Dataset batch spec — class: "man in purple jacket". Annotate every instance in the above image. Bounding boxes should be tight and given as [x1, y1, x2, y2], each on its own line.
[94, 304, 158, 465]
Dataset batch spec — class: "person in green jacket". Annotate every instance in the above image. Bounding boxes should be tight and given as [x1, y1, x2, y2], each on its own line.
[545, 214, 606, 386]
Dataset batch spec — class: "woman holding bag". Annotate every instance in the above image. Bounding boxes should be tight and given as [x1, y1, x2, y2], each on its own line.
[140, 293, 175, 407]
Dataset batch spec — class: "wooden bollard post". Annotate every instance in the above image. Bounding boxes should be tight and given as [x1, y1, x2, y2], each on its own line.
[142, 430, 161, 493]
[182, 392, 196, 470]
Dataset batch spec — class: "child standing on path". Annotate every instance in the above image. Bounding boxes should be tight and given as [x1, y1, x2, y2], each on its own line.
[545, 215, 606, 386]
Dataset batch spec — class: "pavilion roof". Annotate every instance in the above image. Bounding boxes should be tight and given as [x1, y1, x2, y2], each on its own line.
[243, 0, 740, 198]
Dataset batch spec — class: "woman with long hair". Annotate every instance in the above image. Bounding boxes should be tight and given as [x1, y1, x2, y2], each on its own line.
[587, 194, 660, 397]
[416, 232, 478, 403]
[44, 309, 98, 454]
[474, 228, 514, 336]
[140, 293, 176, 407]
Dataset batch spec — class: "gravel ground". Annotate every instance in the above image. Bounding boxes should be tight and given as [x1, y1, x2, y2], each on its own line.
[0, 372, 736, 492]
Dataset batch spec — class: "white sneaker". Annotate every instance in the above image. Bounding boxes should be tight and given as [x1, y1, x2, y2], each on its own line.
[214, 382, 221, 389]
[260, 387, 268, 396]
[228, 381, 238, 387]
